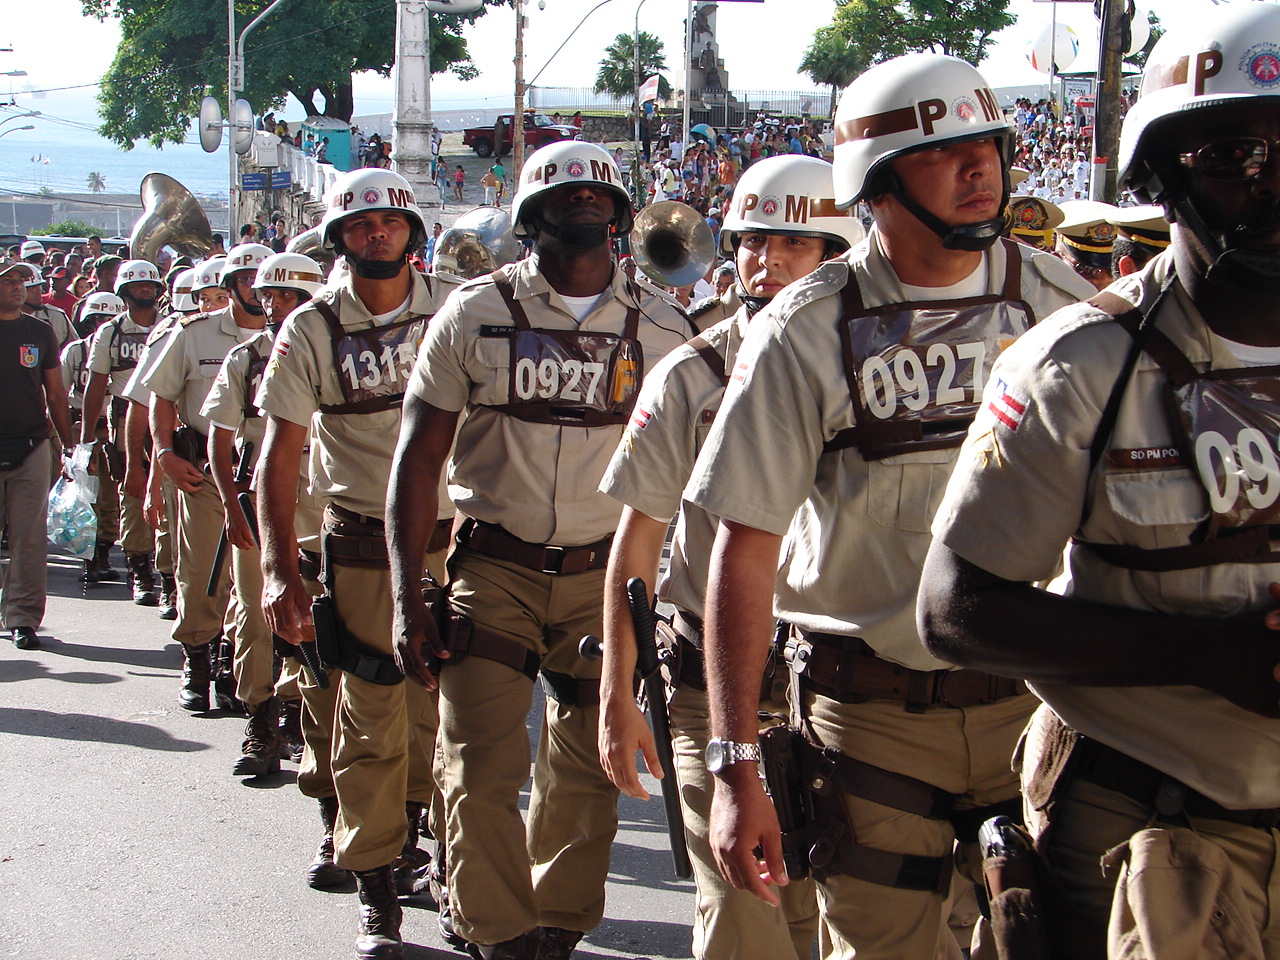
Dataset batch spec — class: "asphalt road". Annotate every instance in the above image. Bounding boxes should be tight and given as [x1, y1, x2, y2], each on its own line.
[0, 549, 696, 960]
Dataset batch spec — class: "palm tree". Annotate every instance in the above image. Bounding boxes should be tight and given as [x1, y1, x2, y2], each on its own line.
[86, 172, 106, 194]
[595, 32, 671, 105]
[800, 26, 870, 121]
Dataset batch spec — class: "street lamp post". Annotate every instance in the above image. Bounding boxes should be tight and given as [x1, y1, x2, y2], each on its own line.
[227, 0, 290, 235]
[0, 109, 39, 129]
[0, 124, 34, 140]
[514, 0, 527, 176]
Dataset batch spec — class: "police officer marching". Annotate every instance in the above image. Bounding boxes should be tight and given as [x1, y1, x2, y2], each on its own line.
[920, 5, 1280, 954]
[387, 141, 689, 960]
[143, 243, 272, 712]
[202, 251, 327, 779]
[685, 54, 1093, 957]
[256, 168, 446, 960]
[598, 155, 864, 960]
[82, 261, 167, 601]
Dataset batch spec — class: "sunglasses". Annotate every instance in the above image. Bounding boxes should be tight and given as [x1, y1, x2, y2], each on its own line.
[1179, 137, 1280, 181]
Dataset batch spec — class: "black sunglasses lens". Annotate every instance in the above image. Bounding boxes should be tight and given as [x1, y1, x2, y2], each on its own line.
[1197, 138, 1267, 180]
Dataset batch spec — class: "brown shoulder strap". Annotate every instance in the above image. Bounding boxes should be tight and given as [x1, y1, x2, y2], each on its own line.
[312, 299, 346, 340]
[490, 270, 532, 331]
[999, 238, 1022, 302]
[687, 334, 728, 386]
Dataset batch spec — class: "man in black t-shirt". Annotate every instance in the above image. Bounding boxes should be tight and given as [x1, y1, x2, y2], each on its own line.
[0, 259, 75, 650]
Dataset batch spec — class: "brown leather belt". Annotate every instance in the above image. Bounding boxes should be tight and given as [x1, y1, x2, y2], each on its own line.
[787, 629, 1025, 712]
[662, 610, 785, 702]
[1071, 735, 1280, 830]
[298, 548, 321, 582]
[324, 505, 451, 566]
[455, 517, 611, 575]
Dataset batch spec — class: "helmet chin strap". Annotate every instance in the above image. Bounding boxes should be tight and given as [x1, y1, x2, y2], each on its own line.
[229, 281, 265, 316]
[1170, 193, 1280, 289]
[528, 212, 613, 251]
[886, 170, 1008, 252]
[351, 258, 405, 280]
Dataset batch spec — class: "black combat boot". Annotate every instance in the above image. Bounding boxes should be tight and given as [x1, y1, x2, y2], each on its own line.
[353, 865, 404, 960]
[126, 552, 159, 606]
[308, 796, 350, 889]
[466, 931, 540, 960]
[392, 800, 433, 896]
[278, 698, 305, 762]
[158, 574, 178, 620]
[211, 635, 244, 714]
[536, 927, 583, 960]
[93, 541, 120, 581]
[232, 696, 281, 777]
[178, 642, 211, 711]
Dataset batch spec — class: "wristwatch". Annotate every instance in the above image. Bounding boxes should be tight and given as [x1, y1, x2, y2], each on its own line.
[704, 737, 761, 775]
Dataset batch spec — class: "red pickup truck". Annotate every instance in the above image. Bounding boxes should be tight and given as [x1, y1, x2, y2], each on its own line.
[462, 113, 581, 158]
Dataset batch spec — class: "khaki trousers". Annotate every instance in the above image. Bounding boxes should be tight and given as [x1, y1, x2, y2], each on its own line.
[1023, 706, 1280, 959]
[438, 550, 618, 945]
[111, 413, 150, 557]
[805, 690, 1034, 960]
[329, 560, 440, 871]
[154, 477, 176, 576]
[1, 440, 51, 629]
[229, 493, 273, 709]
[173, 479, 230, 647]
[669, 683, 821, 960]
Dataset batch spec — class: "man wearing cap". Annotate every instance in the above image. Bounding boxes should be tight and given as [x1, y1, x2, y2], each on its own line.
[919, 5, 1280, 953]
[43, 267, 78, 317]
[20, 240, 46, 267]
[1107, 203, 1170, 277]
[143, 246, 271, 712]
[82, 265, 166, 605]
[1055, 198, 1121, 292]
[685, 53, 1093, 957]
[387, 140, 689, 960]
[256, 168, 447, 959]
[23, 266, 75, 350]
[0, 258, 75, 650]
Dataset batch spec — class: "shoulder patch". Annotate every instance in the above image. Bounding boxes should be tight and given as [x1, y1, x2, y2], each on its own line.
[179, 311, 211, 327]
[689, 296, 724, 320]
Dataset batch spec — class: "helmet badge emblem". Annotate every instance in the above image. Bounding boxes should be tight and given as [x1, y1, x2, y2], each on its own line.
[952, 97, 978, 123]
[1243, 45, 1280, 88]
[760, 196, 780, 216]
[565, 159, 587, 178]
[363, 188, 382, 205]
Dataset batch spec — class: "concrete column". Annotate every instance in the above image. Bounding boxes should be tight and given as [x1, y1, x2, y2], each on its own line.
[392, 0, 440, 208]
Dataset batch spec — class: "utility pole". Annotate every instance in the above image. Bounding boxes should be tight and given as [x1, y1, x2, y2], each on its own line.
[1094, 0, 1126, 202]
[514, 0, 527, 176]
[392, 0, 439, 207]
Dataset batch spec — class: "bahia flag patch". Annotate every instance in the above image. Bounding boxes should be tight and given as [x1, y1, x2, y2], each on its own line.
[987, 378, 1029, 431]
[629, 406, 652, 431]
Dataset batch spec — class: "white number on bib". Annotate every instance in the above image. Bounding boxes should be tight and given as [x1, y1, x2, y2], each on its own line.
[515, 357, 606, 404]
[1193, 427, 1280, 514]
[861, 341, 987, 420]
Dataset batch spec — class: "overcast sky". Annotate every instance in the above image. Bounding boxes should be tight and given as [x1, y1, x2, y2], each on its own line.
[5, 0, 1216, 127]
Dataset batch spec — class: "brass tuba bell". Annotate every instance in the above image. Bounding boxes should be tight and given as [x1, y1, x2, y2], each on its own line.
[433, 205, 519, 283]
[286, 226, 338, 275]
[631, 200, 717, 288]
[129, 172, 215, 264]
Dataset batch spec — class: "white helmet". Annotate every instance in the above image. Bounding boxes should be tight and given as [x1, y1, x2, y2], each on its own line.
[1120, 3, 1280, 201]
[833, 53, 1012, 250]
[81, 292, 127, 320]
[720, 155, 865, 256]
[170, 268, 198, 312]
[252, 252, 325, 297]
[511, 140, 633, 237]
[192, 257, 227, 292]
[222, 243, 273, 283]
[113, 259, 162, 294]
[319, 168, 426, 254]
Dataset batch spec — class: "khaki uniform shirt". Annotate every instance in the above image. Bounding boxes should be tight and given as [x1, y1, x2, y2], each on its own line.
[202, 328, 273, 469]
[60, 338, 91, 413]
[684, 230, 1092, 671]
[686, 284, 742, 334]
[409, 256, 691, 546]
[28, 303, 74, 350]
[600, 306, 749, 619]
[933, 252, 1280, 807]
[143, 307, 260, 436]
[119, 313, 183, 406]
[255, 269, 446, 521]
[89, 314, 159, 398]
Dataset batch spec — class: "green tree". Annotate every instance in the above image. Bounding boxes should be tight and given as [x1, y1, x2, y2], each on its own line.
[33, 220, 105, 237]
[819, 0, 1015, 70]
[594, 32, 671, 104]
[82, 0, 503, 149]
[86, 172, 107, 193]
[800, 25, 871, 120]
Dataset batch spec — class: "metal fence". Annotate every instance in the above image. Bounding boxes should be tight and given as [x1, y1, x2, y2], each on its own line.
[527, 85, 835, 122]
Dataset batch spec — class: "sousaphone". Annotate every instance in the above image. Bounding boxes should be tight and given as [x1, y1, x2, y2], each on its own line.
[631, 200, 717, 288]
[129, 172, 215, 264]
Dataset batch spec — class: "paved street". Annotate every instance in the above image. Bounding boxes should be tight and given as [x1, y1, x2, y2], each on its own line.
[0, 548, 696, 960]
